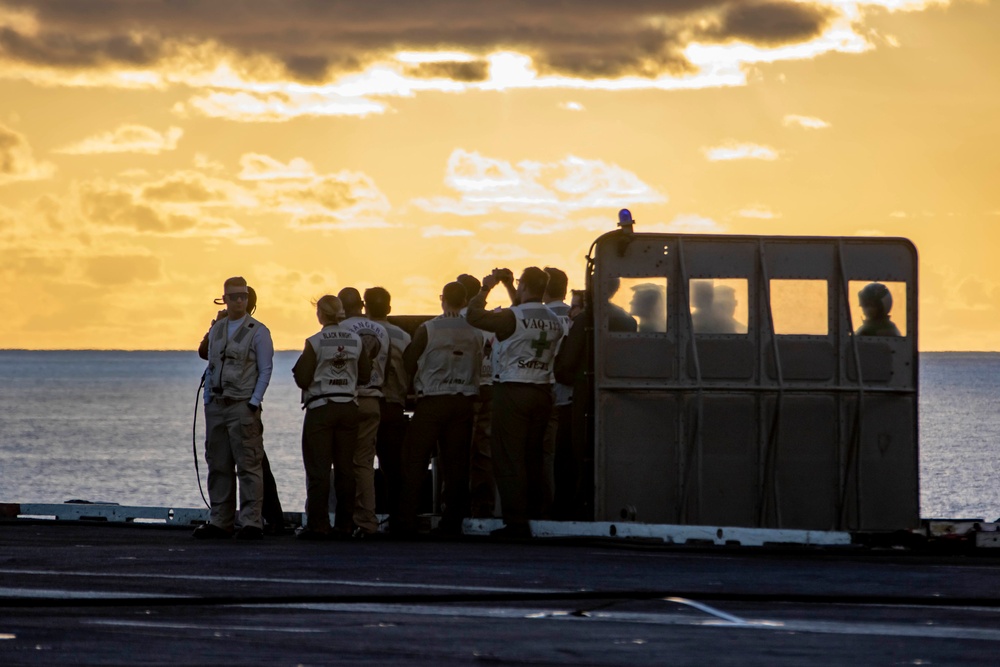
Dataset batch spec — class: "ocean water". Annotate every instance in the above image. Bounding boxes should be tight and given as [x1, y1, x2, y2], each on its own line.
[0, 351, 998, 521]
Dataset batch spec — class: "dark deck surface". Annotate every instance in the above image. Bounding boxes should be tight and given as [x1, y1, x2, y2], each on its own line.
[2, 523, 1000, 665]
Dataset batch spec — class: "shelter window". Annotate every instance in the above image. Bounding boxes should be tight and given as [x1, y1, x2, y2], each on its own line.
[848, 280, 907, 337]
[769, 280, 829, 336]
[608, 276, 668, 334]
[690, 278, 748, 335]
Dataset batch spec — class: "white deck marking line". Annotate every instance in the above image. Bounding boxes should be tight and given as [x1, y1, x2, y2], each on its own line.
[84, 620, 325, 633]
[0, 587, 188, 600]
[664, 596, 747, 624]
[0, 569, 559, 595]
[270, 602, 1000, 642]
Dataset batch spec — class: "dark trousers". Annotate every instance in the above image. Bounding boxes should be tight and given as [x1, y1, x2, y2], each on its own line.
[470, 384, 496, 518]
[491, 383, 553, 527]
[376, 399, 408, 522]
[261, 453, 284, 529]
[301, 401, 359, 534]
[550, 403, 579, 521]
[398, 394, 475, 533]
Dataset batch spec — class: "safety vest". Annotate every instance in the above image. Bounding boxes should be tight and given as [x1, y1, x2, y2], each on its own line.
[207, 315, 264, 400]
[493, 303, 564, 384]
[301, 325, 363, 408]
[414, 315, 483, 398]
[340, 316, 389, 398]
[546, 301, 574, 406]
[374, 319, 411, 406]
[461, 307, 495, 387]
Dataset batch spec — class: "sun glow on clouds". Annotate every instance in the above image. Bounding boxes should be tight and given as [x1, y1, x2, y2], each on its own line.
[0, 5, 927, 123]
[704, 142, 780, 162]
[55, 125, 183, 155]
[0, 123, 54, 184]
[416, 149, 665, 218]
[783, 115, 830, 129]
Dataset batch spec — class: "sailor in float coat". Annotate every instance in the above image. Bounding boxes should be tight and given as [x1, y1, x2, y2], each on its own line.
[194, 277, 274, 540]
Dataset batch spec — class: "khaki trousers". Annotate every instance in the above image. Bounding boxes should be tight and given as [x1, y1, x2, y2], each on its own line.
[352, 396, 382, 533]
[204, 399, 264, 530]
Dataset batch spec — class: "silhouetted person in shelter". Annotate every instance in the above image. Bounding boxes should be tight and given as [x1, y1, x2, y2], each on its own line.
[606, 276, 638, 333]
[855, 282, 901, 337]
[630, 283, 666, 333]
[691, 282, 742, 334]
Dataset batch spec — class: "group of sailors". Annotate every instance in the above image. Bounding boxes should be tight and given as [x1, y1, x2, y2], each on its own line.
[192, 267, 583, 541]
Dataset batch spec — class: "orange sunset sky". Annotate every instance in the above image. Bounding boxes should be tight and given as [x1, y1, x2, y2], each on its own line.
[0, 0, 997, 351]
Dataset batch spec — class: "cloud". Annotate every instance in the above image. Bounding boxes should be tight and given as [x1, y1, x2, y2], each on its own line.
[472, 242, 532, 262]
[177, 90, 387, 122]
[559, 101, 585, 111]
[54, 125, 183, 155]
[84, 254, 162, 286]
[287, 215, 397, 232]
[704, 141, 780, 161]
[0, 1, 847, 81]
[783, 114, 830, 129]
[0, 122, 54, 184]
[415, 149, 665, 218]
[421, 225, 475, 238]
[643, 214, 726, 234]
[0, 1, 957, 121]
[263, 171, 392, 225]
[238, 154, 316, 181]
[737, 206, 780, 219]
[704, 1, 837, 47]
[74, 179, 248, 238]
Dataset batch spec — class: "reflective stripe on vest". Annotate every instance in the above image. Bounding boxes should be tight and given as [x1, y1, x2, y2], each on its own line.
[302, 326, 362, 408]
[493, 304, 564, 384]
[208, 315, 260, 400]
[415, 316, 483, 397]
[376, 320, 411, 405]
[340, 316, 389, 398]
[546, 301, 574, 405]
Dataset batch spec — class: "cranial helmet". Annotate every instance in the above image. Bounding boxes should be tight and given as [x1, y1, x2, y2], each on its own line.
[858, 282, 892, 315]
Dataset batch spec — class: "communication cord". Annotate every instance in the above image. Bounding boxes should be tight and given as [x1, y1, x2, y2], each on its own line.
[191, 373, 210, 509]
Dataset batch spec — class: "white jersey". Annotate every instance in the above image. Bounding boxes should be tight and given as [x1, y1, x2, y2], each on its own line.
[302, 325, 363, 408]
[414, 315, 482, 398]
[340, 316, 389, 398]
[493, 303, 564, 384]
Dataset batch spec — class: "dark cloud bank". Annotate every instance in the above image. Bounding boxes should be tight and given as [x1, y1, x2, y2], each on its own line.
[0, 0, 838, 81]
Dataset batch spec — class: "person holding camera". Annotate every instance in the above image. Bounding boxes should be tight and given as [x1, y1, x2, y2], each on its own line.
[194, 276, 274, 541]
[466, 267, 565, 538]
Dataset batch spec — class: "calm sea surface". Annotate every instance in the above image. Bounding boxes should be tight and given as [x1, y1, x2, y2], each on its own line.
[0, 351, 997, 521]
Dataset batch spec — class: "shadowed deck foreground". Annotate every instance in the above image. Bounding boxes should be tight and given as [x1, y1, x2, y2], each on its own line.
[2, 523, 1000, 665]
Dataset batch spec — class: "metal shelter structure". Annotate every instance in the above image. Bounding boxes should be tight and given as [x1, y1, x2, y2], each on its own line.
[589, 231, 919, 532]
